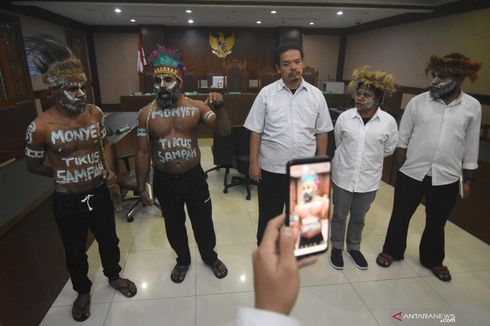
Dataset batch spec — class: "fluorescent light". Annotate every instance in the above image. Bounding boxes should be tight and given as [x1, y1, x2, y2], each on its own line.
[256, 20, 262, 24]
[186, 9, 192, 13]
[270, 10, 277, 14]
[337, 11, 343, 16]
[114, 8, 122, 14]
[309, 22, 315, 25]
[188, 19, 194, 24]
[130, 19, 136, 22]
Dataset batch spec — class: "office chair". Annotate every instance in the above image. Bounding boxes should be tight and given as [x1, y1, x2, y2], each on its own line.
[205, 132, 234, 188]
[223, 126, 255, 200]
[115, 154, 161, 222]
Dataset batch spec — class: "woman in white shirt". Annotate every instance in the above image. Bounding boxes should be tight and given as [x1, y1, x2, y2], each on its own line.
[330, 66, 398, 270]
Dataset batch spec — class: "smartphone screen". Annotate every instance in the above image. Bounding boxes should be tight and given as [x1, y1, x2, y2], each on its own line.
[286, 156, 331, 258]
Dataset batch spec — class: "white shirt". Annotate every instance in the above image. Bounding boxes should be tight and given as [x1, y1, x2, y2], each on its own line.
[399, 91, 481, 185]
[244, 78, 333, 174]
[235, 307, 300, 326]
[332, 108, 398, 192]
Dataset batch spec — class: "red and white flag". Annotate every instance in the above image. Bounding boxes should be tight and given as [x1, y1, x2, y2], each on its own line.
[137, 32, 147, 73]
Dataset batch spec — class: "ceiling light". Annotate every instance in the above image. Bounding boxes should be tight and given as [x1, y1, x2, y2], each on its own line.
[309, 22, 315, 25]
[270, 10, 277, 14]
[186, 9, 192, 14]
[188, 19, 194, 24]
[114, 8, 122, 14]
[337, 11, 343, 16]
[130, 19, 136, 22]
[256, 20, 262, 24]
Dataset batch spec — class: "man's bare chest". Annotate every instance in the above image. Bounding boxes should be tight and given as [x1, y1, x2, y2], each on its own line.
[147, 106, 200, 137]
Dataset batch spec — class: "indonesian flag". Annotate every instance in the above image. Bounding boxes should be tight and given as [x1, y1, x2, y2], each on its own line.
[137, 32, 147, 73]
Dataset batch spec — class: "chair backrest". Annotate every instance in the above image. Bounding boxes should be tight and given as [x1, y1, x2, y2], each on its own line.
[183, 73, 198, 93]
[231, 126, 250, 175]
[224, 58, 247, 93]
[212, 132, 234, 166]
[303, 66, 318, 87]
[258, 66, 278, 89]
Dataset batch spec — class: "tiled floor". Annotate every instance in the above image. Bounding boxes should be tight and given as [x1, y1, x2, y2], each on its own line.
[41, 143, 490, 326]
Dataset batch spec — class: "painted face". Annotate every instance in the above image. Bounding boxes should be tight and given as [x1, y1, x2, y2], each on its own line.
[154, 73, 180, 107]
[355, 87, 377, 112]
[302, 181, 317, 203]
[429, 71, 458, 99]
[277, 50, 303, 86]
[57, 82, 88, 113]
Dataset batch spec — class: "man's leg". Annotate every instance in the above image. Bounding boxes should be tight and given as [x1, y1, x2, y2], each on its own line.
[257, 170, 288, 245]
[420, 180, 458, 268]
[330, 183, 353, 250]
[382, 172, 425, 260]
[154, 177, 191, 266]
[346, 190, 376, 251]
[87, 187, 121, 281]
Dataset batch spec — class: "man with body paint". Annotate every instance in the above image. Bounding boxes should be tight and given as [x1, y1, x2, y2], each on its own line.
[329, 66, 398, 270]
[136, 46, 230, 283]
[377, 54, 482, 282]
[24, 36, 136, 322]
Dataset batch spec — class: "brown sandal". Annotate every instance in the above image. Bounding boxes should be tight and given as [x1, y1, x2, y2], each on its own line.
[210, 259, 228, 279]
[171, 264, 189, 283]
[72, 294, 91, 322]
[376, 252, 394, 268]
[431, 265, 452, 282]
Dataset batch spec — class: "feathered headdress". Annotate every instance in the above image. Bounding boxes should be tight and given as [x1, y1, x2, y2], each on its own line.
[147, 45, 186, 83]
[348, 66, 396, 95]
[426, 53, 482, 83]
[24, 35, 87, 88]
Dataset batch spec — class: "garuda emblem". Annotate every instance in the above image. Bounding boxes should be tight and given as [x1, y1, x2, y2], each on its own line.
[209, 32, 235, 58]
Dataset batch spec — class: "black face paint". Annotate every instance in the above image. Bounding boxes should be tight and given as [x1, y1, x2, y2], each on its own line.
[429, 78, 458, 100]
[58, 84, 88, 113]
[155, 85, 180, 108]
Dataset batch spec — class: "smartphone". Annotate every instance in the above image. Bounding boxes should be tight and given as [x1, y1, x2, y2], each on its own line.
[286, 156, 331, 258]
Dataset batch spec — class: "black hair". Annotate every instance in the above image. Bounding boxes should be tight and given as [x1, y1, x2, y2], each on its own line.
[273, 42, 304, 66]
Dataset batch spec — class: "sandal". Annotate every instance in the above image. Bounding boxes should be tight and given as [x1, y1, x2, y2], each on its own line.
[171, 264, 189, 283]
[376, 252, 394, 268]
[110, 278, 137, 297]
[72, 294, 90, 322]
[431, 265, 452, 282]
[210, 259, 228, 279]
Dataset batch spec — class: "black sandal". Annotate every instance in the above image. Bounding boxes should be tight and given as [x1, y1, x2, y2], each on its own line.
[72, 294, 91, 322]
[376, 252, 395, 268]
[210, 259, 228, 279]
[110, 278, 137, 297]
[431, 265, 452, 282]
[171, 264, 189, 283]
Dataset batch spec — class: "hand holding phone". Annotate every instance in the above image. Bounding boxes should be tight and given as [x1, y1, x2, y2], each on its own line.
[286, 156, 331, 258]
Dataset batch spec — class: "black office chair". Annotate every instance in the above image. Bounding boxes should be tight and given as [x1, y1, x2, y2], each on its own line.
[115, 154, 161, 222]
[224, 126, 255, 200]
[205, 132, 234, 188]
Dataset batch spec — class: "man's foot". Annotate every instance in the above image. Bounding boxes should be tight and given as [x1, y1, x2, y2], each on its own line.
[171, 264, 190, 283]
[347, 249, 368, 270]
[330, 248, 344, 270]
[430, 265, 452, 282]
[209, 259, 228, 279]
[376, 252, 394, 268]
[109, 278, 137, 297]
[72, 293, 90, 322]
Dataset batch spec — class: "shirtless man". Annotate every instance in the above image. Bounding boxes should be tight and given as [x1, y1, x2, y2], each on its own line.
[136, 46, 230, 283]
[291, 174, 329, 247]
[24, 36, 136, 322]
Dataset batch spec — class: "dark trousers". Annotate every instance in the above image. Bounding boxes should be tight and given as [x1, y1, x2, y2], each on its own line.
[153, 164, 218, 266]
[53, 184, 121, 294]
[382, 172, 458, 268]
[257, 169, 289, 244]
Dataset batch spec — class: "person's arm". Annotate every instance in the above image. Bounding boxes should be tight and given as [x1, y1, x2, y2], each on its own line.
[461, 101, 482, 198]
[384, 119, 399, 157]
[24, 120, 52, 177]
[135, 107, 153, 205]
[249, 131, 262, 182]
[202, 92, 231, 136]
[315, 132, 327, 156]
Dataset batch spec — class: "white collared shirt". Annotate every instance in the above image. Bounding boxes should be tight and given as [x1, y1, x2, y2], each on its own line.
[235, 307, 300, 326]
[244, 78, 333, 174]
[332, 107, 398, 192]
[399, 91, 481, 185]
